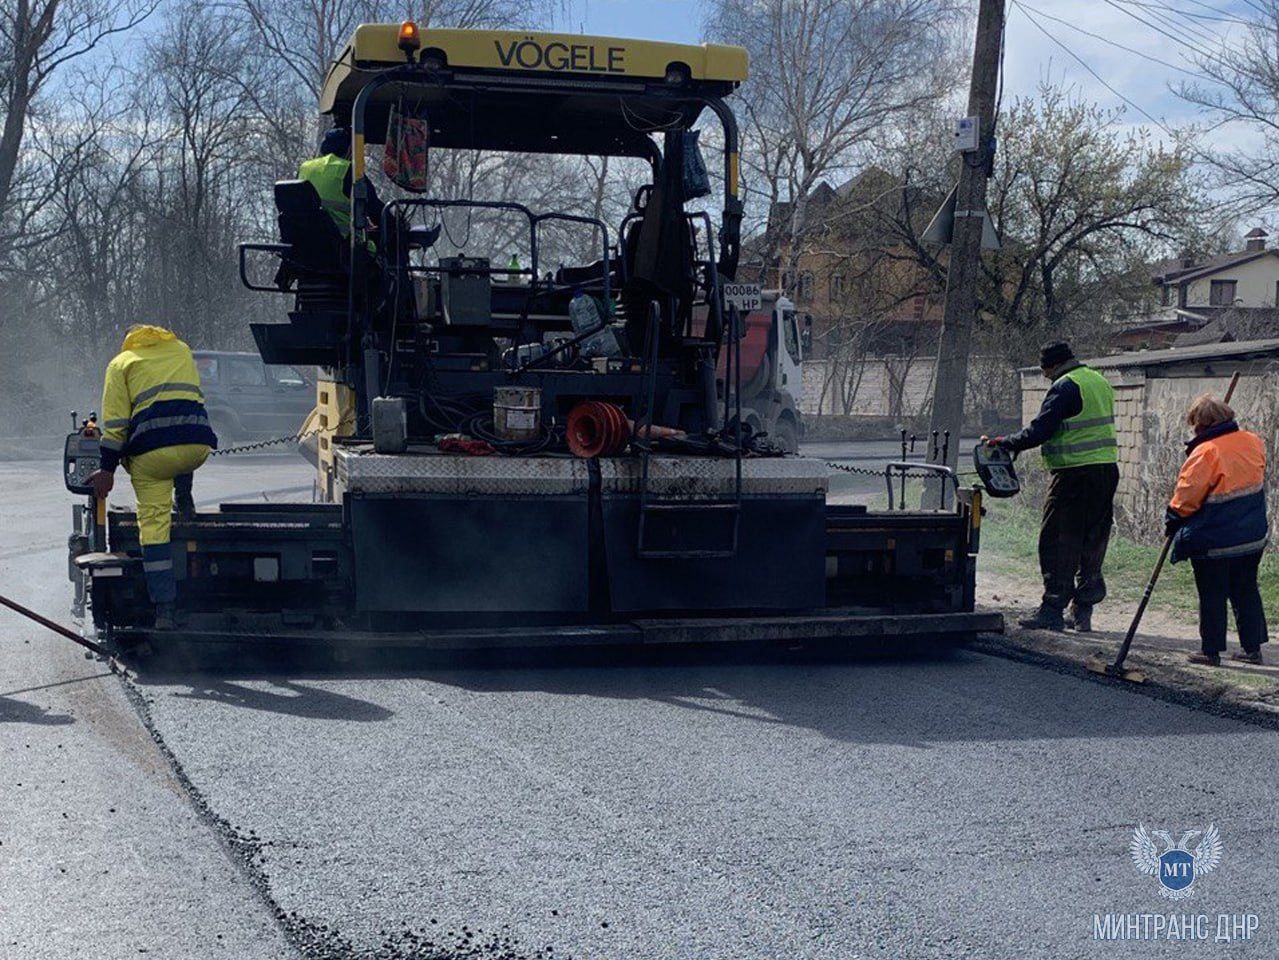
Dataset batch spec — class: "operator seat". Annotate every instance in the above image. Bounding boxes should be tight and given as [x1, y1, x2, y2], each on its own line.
[274, 179, 346, 278]
[251, 180, 350, 367]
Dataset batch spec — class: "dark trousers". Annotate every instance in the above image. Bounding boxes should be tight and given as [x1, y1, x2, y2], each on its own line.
[1190, 552, 1268, 654]
[1038, 463, 1119, 611]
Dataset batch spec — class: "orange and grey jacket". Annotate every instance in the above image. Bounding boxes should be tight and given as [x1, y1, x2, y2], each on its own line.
[1166, 420, 1268, 562]
[99, 326, 218, 471]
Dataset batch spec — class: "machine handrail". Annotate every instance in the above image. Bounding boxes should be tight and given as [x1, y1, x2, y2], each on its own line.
[238, 242, 293, 293]
[883, 461, 960, 512]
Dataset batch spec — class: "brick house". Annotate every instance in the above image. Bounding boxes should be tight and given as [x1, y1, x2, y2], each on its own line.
[741, 170, 949, 420]
[743, 170, 947, 354]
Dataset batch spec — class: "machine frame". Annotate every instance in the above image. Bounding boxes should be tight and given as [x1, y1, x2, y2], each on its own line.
[67, 24, 1002, 655]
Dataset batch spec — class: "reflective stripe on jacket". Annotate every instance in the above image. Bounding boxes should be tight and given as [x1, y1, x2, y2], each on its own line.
[1041, 365, 1118, 469]
[100, 325, 218, 471]
[298, 154, 352, 235]
[1168, 420, 1268, 562]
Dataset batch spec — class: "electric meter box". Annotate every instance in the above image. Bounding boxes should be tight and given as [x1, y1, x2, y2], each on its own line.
[953, 116, 979, 153]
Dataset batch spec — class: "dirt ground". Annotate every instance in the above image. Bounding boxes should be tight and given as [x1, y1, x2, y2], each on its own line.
[975, 564, 1279, 722]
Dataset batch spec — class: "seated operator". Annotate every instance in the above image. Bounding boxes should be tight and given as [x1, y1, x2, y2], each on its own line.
[299, 127, 385, 244]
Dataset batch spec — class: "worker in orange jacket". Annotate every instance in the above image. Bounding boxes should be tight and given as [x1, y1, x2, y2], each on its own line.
[1166, 393, 1269, 666]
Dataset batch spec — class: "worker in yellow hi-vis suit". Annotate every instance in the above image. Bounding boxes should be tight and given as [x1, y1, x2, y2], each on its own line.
[87, 325, 218, 628]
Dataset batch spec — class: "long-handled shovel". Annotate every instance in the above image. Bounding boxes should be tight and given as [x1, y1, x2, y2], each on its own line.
[0, 591, 112, 659]
[1086, 370, 1241, 683]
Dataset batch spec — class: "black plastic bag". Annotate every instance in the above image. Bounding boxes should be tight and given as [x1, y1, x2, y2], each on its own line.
[682, 129, 711, 200]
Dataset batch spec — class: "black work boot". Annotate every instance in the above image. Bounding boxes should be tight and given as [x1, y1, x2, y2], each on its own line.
[1065, 603, 1093, 633]
[1018, 605, 1065, 631]
[154, 603, 176, 630]
[1232, 649, 1264, 665]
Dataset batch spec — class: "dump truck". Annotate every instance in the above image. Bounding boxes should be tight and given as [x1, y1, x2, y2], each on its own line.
[64, 23, 1001, 652]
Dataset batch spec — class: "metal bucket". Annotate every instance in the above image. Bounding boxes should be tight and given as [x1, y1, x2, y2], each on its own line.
[493, 386, 542, 442]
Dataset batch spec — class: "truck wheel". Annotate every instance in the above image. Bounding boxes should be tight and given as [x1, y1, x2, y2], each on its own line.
[774, 416, 799, 454]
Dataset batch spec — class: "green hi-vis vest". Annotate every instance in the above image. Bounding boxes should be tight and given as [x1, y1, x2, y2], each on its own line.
[1042, 365, 1118, 469]
[298, 154, 352, 235]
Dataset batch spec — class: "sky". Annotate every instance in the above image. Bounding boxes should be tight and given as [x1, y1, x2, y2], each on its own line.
[556, 0, 1254, 143]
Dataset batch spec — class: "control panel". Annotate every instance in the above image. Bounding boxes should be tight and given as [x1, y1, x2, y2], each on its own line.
[64, 431, 101, 495]
[972, 442, 1020, 498]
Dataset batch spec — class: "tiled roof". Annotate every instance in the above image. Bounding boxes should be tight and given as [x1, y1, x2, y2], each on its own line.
[1151, 249, 1278, 284]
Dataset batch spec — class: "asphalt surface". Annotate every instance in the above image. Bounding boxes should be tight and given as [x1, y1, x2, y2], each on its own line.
[3, 448, 1278, 959]
[0, 457, 290, 959]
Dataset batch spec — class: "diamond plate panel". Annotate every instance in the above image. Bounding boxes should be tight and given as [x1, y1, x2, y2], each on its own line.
[335, 446, 589, 495]
[599, 456, 828, 497]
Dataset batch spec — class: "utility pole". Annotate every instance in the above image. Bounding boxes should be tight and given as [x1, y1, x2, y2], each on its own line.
[926, 0, 1004, 503]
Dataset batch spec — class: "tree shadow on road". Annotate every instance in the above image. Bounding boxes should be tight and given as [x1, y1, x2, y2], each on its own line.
[0, 695, 75, 725]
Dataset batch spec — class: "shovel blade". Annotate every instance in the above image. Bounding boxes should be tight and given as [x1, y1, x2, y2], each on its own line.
[1085, 654, 1145, 684]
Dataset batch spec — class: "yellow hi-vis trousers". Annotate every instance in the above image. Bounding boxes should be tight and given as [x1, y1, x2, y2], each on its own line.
[124, 443, 209, 602]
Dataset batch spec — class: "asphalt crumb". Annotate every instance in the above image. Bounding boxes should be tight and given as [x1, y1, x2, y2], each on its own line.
[116, 674, 563, 960]
[287, 916, 557, 959]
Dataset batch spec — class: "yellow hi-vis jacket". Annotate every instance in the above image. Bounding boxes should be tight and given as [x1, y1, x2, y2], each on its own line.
[1040, 365, 1118, 470]
[298, 154, 353, 235]
[99, 326, 217, 471]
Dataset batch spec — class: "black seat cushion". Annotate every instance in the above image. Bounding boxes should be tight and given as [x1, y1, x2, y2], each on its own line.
[274, 180, 345, 275]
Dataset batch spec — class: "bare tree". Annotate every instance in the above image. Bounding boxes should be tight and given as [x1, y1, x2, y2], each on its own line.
[136, 1, 266, 345]
[983, 88, 1201, 337]
[1177, 0, 1279, 217]
[42, 71, 158, 356]
[861, 85, 1203, 361]
[230, 0, 550, 106]
[704, 0, 965, 294]
[0, 0, 682, 435]
[0, 0, 157, 255]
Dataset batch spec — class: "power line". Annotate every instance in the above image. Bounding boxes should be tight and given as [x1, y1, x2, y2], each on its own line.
[1102, 0, 1214, 52]
[1014, 1, 1243, 176]
[1117, 0, 1227, 42]
[1133, 0, 1251, 26]
[1012, 1, 1178, 137]
[1101, 0, 1232, 66]
[1236, 0, 1273, 19]
[1177, 0, 1260, 21]
[1017, 1, 1207, 77]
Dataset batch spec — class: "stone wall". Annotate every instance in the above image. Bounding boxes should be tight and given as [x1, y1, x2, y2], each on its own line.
[1113, 382, 1148, 510]
[1136, 374, 1279, 540]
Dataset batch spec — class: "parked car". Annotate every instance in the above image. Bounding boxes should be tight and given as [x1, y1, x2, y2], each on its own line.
[194, 351, 314, 442]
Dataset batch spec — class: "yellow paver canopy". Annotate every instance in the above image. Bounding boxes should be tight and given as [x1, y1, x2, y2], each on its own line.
[319, 25, 748, 155]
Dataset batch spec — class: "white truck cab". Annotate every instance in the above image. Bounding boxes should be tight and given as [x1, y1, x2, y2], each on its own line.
[728, 291, 805, 452]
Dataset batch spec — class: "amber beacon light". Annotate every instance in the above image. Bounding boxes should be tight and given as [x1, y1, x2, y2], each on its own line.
[398, 20, 421, 56]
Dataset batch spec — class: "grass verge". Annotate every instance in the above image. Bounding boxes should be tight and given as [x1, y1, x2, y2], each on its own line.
[979, 494, 1279, 621]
